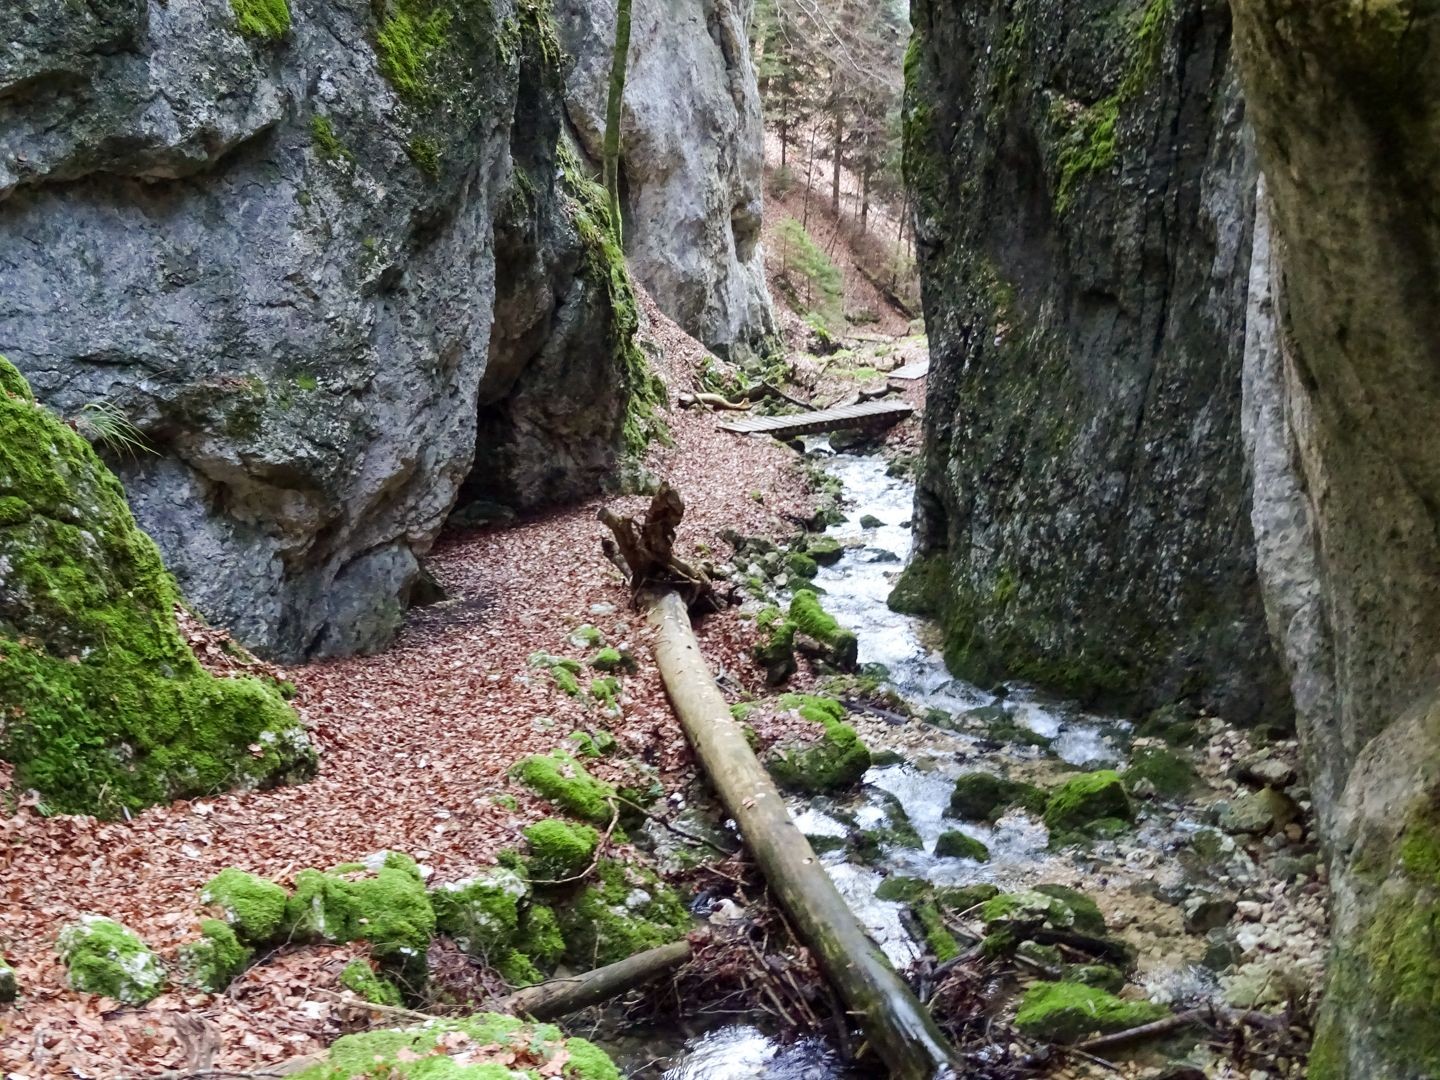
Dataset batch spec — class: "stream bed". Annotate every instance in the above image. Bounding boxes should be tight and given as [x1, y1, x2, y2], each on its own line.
[616, 447, 1326, 1079]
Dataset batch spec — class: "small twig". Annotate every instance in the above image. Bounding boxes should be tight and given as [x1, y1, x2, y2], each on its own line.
[610, 793, 736, 856]
[1072, 1008, 1202, 1052]
[307, 987, 441, 1024]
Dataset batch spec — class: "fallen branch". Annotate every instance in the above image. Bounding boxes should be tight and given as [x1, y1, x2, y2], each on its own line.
[501, 939, 694, 1020]
[647, 588, 960, 1079]
[679, 391, 752, 412]
[1072, 1009, 1203, 1052]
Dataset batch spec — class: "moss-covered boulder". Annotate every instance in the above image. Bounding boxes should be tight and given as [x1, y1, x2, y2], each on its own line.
[291, 1012, 621, 1079]
[935, 883, 1001, 914]
[285, 852, 435, 979]
[874, 876, 930, 903]
[0, 957, 15, 1003]
[523, 819, 599, 881]
[515, 905, 566, 973]
[201, 867, 290, 945]
[589, 647, 636, 674]
[788, 591, 858, 670]
[1122, 747, 1199, 798]
[178, 919, 252, 992]
[752, 614, 798, 685]
[934, 829, 991, 861]
[1032, 884, 1107, 935]
[432, 868, 529, 956]
[554, 859, 692, 968]
[764, 694, 872, 794]
[0, 358, 316, 816]
[339, 958, 403, 1006]
[511, 750, 615, 823]
[948, 772, 1046, 821]
[980, 890, 1077, 934]
[1013, 982, 1167, 1043]
[806, 535, 845, 566]
[56, 916, 165, 1004]
[1043, 771, 1135, 833]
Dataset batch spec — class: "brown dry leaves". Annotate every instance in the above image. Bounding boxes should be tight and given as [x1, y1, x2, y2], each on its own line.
[0, 289, 813, 1078]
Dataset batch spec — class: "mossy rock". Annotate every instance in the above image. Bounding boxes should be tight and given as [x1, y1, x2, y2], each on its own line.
[1032, 885, 1106, 935]
[201, 867, 289, 945]
[1013, 982, 1168, 1043]
[935, 883, 1001, 914]
[752, 618, 798, 685]
[859, 514, 884, 529]
[0, 360, 316, 817]
[1123, 747, 1199, 798]
[765, 694, 871, 793]
[285, 853, 435, 979]
[588, 676, 622, 714]
[788, 592, 858, 669]
[874, 876, 930, 903]
[590, 647, 636, 674]
[979, 890, 1076, 934]
[56, 917, 165, 1004]
[0, 957, 15, 1003]
[1062, 963, 1126, 994]
[554, 859, 692, 969]
[935, 830, 991, 861]
[432, 868, 529, 956]
[514, 905, 566, 973]
[178, 919, 252, 992]
[511, 750, 615, 823]
[1043, 770, 1134, 833]
[568, 625, 605, 649]
[948, 772, 1046, 821]
[786, 550, 820, 579]
[523, 819, 599, 882]
[340, 958, 403, 1007]
[1134, 703, 1202, 747]
[565, 730, 618, 759]
[806, 535, 845, 566]
[291, 1012, 621, 1079]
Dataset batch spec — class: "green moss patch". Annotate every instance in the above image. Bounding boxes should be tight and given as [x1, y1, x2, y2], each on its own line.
[56, 917, 165, 1004]
[1033, 885, 1106, 935]
[1062, 963, 1126, 994]
[554, 859, 691, 969]
[178, 919, 252, 992]
[874, 876, 930, 903]
[511, 750, 615, 823]
[292, 1012, 621, 1079]
[1122, 747, 1198, 798]
[1043, 771, 1134, 833]
[590, 647, 636, 674]
[230, 0, 290, 40]
[524, 819, 599, 881]
[752, 617, 798, 685]
[1013, 981, 1167, 1043]
[340, 958, 404, 1006]
[432, 868, 529, 956]
[788, 592, 858, 669]
[0, 359, 315, 817]
[765, 695, 871, 793]
[201, 868, 290, 945]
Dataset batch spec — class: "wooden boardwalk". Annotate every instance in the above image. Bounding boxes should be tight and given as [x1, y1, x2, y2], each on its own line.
[718, 399, 914, 438]
[887, 359, 930, 381]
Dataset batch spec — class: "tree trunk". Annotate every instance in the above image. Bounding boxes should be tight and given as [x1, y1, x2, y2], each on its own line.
[646, 590, 960, 1080]
[802, 121, 819, 230]
[502, 940, 692, 1020]
[830, 109, 843, 214]
[860, 156, 871, 235]
[602, 0, 634, 242]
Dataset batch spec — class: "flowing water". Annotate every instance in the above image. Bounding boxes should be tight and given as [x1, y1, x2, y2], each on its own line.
[623, 446, 1219, 1077]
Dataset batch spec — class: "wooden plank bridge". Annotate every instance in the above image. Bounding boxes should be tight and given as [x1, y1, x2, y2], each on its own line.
[718, 399, 914, 438]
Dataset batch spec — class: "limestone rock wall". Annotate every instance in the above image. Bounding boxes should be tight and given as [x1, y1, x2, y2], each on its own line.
[899, 0, 1288, 724]
[554, 0, 777, 356]
[0, 0, 641, 660]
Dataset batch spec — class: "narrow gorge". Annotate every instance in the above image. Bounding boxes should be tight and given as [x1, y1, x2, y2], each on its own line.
[1, 0, 1437, 1078]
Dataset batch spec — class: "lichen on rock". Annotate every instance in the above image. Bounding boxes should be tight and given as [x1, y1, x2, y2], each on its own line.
[56, 916, 165, 1004]
[0, 359, 316, 816]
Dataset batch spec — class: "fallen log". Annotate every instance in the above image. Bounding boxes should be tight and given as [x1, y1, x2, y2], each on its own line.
[647, 588, 960, 1079]
[502, 939, 693, 1020]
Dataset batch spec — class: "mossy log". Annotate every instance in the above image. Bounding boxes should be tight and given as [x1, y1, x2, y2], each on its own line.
[647, 589, 960, 1079]
[502, 939, 691, 1020]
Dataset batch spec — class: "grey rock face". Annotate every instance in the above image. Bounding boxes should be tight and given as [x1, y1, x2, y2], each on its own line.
[899, 0, 1288, 723]
[0, 0, 639, 660]
[554, 0, 776, 355]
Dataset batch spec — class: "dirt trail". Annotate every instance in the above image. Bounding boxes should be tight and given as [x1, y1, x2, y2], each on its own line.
[0, 293, 813, 1078]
